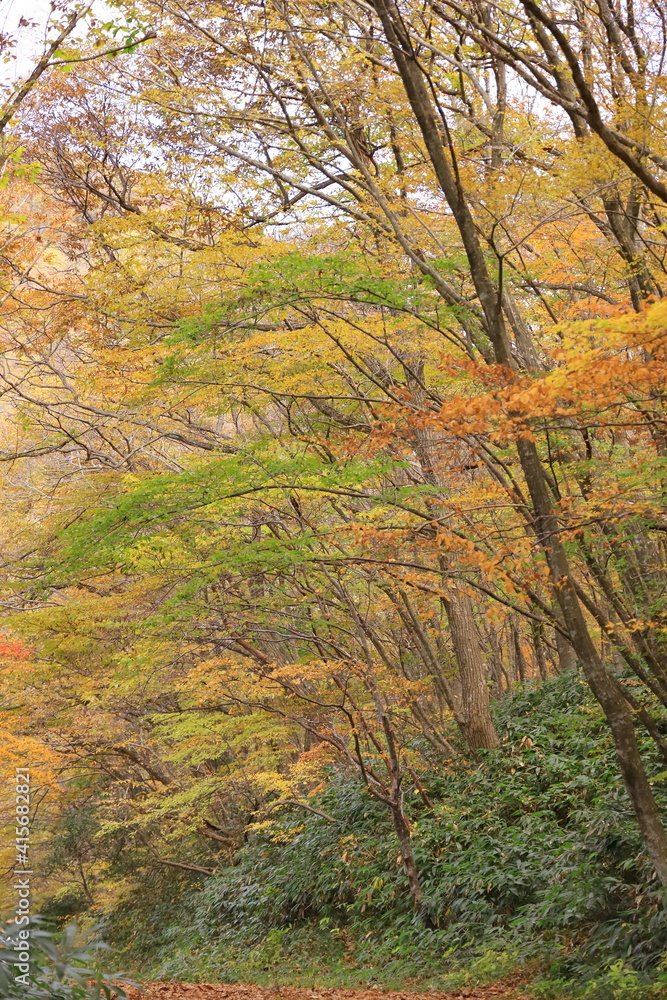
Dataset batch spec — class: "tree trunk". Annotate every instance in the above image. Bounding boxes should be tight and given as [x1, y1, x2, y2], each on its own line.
[371, 0, 513, 366]
[516, 437, 667, 885]
[512, 621, 528, 683]
[403, 356, 500, 750]
[443, 593, 499, 748]
[555, 628, 577, 673]
[530, 620, 549, 681]
[390, 802, 424, 910]
[375, 5, 667, 883]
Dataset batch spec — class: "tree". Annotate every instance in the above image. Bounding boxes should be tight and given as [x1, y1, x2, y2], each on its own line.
[3, 0, 667, 915]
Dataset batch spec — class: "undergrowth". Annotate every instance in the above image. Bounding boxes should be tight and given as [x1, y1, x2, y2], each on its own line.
[96, 674, 667, 996]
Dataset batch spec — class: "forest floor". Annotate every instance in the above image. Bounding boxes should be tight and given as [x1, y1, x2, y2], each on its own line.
[121, 980, 532, 1000]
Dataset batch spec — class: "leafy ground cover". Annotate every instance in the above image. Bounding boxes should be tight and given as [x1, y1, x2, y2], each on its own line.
[103, 675, 667, 999]
[120, 983, 531, 1000]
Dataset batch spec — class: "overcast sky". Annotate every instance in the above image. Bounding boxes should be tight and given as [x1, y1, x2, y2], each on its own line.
[0, 0, 56, 83]
[0, 0, 119, 88]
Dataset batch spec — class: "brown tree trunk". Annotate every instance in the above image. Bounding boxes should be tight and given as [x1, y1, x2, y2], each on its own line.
[376, 7, 667, 883]
[555, 628, 577, 673]
[390, 803, 424, 910]
[377, 715, 426, 911]
[443, 593, 499, 748]
[512, 621, 528, 683]
[371, 0, 513, 366]
[516, 437, 667, 885]
[485, 625, 510, 696]
[530, 620, 549, 681]
[404, 357, 499, 750]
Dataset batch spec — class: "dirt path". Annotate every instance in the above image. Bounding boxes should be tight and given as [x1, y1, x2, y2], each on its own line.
[121, 980, 531, 1000]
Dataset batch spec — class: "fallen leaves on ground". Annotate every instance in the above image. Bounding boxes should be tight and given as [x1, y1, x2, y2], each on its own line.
[120, 980, 530, 1000]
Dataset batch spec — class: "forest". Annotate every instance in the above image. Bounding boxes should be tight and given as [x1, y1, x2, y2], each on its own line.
[1, 0, 667, 996]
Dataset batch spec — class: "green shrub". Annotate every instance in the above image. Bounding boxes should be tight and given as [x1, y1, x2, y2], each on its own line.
[0, 919, 135, 1000]
[108, 673, 667, 990]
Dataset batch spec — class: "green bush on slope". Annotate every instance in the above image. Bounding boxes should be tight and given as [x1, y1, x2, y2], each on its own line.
[107, 673, 667, 990]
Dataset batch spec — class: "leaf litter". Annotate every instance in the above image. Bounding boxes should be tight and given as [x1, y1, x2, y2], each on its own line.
[120, 980, 530, 1000]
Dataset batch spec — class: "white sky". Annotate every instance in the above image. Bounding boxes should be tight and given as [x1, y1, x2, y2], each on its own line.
[0, 0, 55, 83]
[0, 0, 118, 87]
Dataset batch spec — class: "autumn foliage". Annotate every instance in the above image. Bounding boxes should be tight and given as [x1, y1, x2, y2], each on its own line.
[2, 0, 667, 989]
